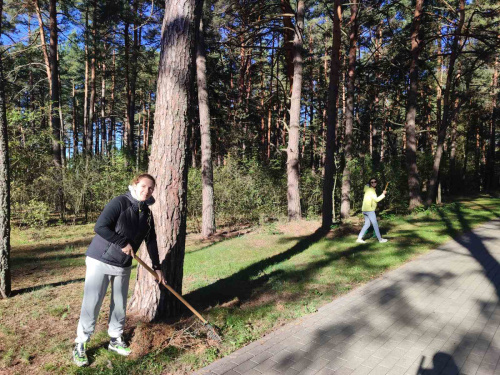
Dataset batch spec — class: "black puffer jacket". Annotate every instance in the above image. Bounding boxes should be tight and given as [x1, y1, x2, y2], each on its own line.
[86, 190, 161, 269]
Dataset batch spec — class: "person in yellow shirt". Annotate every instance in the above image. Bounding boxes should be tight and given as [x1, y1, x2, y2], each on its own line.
[356, 178, 388, 243]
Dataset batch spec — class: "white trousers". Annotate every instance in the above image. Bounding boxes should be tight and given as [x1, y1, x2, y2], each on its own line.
[75, 257, 131, 343]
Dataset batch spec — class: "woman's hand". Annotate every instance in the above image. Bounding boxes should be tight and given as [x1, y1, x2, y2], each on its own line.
[383, 190, 387, 195]
[155, 269, 165, 285]
[121, 244, 134, 256]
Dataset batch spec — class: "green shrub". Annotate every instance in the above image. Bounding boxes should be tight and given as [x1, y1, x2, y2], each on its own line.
[14, 199, 51, 228]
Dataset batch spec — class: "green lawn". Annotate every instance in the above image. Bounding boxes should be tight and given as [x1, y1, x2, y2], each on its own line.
[0, 195, 499, 374]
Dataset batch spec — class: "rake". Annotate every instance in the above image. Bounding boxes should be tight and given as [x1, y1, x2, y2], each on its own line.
[133, 254, 222, 343]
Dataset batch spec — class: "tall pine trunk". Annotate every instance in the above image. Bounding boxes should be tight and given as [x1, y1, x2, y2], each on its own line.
[286, 0, 305, 221]
[72, 82, 78, 156]
[405, 0, 424, 210]
[486, 57, 498, 191]
[88, 0, 97, 156]
[101, 60, 106, 155]
[340, 0, 359, 220]
[128, 0, 195, 320]
[0, 0, 11, 299]
[83, 7, 90, 153]
[124, 21, 133, 154]
[109, 48, 116, 152]
[322, 0, 341, 228]
[195, 3, 215, 238]
[427, 0, 465, 204]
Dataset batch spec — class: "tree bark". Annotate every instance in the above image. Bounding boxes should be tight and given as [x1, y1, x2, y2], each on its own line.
[286, 0, 305, 221]
[405, 0, 424, 210]
[486, 57, 498, 191]
[280, 0, 295, 91]
[128, 0, 140, 155]
[427, 0, 465, 205]
[101, 59, 106, 156]
[128, 0, 195, 320]
[72, 82, 78, 157]
[109, 47, 116, 152]
[124, 21, 133, 154]
[0, 0, 11, 299]
[340, 0, 359, 220]
[83, 6, 90, 153]
[34, 0, 52, 86]
[322, 0, 341, 228]
[195, 3, 215, 238]
[88, 0, 97, 156]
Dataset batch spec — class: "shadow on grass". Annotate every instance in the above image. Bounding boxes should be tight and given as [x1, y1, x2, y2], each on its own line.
[11, 277, 85, 296]
[185, 224, 440, 314]
[184, 227, 330, 309]
[12, 252, 86, 268]
[13, 237, 92, 256]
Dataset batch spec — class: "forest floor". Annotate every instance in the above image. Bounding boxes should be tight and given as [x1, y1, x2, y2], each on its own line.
[1, 194, 500, 374]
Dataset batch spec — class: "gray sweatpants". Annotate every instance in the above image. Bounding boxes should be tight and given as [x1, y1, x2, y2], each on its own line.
[358, 211, 382, 241]
[75, 257, 131, 343]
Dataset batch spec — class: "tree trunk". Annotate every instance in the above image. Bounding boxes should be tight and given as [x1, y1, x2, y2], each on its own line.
[427, 0, 465, 205]
[195, 5, 215, 238]
[124, 21, 132, 154]
[48, 0, 64, 220]
[72, 82, 78, 157]
[405, 0, 424, 210]
[0, 0, 11, 299]
[88, 0, 97, 156]
[322, 0, 341, 228]
[340, 0, 359, 220]
[109, 47, 116, 152]
[486, 57, 498, 191]
[146, 88, 151, 150]
[101, 60, 106, 156]
[34, 0, 52, 86]
[280, 0, 295, 91]
[286, 0, 305, 221]
[128, 0, 140, 155]
[83, 7, 90, 153]
[128, 0, 195, 320]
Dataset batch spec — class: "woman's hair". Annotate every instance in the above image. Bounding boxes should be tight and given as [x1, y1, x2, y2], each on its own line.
[368, 177, 378, 184]
[131, 173, 156, 186]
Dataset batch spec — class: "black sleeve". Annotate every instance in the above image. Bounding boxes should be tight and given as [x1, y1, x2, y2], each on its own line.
[146, 216, 161, 271]
[94, 197, 130, 248]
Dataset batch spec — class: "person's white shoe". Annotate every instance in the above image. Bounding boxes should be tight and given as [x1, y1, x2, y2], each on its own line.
[356, 238, 366, 244]
[379, 238, 388, 243]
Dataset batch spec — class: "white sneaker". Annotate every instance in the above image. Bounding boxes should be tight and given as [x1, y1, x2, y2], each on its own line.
[108, 336, 131, 356]
[356, 238, 366, 244]
[379, 238, 388, 243]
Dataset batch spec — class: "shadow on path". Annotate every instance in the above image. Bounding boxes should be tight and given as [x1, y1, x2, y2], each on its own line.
[417, 353, 459, 374]
[437, 206, 500, 299]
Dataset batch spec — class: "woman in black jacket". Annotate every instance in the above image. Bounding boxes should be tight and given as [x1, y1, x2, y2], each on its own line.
[72, 173, 164, 367]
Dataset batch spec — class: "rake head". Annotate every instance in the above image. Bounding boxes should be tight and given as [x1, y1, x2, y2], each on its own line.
[205, 323, 222, 343]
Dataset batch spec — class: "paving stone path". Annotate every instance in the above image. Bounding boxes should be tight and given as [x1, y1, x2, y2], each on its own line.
[195, 218, 500, 375]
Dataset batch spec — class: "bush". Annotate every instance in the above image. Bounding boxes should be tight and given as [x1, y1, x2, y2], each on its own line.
[14, 199, 51, 228]
[188, 157, 286, 228]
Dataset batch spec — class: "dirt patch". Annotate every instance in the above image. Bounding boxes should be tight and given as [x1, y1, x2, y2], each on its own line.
[276, 219, 320, 236]
[128, 316, 219, 362]
[186, 225, 254, 252]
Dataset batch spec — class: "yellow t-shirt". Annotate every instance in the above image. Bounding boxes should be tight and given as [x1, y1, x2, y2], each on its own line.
[361, 185, 385, 212]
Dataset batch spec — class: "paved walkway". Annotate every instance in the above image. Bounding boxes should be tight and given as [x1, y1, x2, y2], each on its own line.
[195, 219, 500, 375]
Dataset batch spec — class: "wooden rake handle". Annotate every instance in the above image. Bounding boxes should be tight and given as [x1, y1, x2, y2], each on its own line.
[384, 182, 389, 191]
[133, 254, 208, 325]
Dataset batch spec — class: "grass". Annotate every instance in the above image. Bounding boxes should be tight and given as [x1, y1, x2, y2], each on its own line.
[0, 195, 499, 374]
